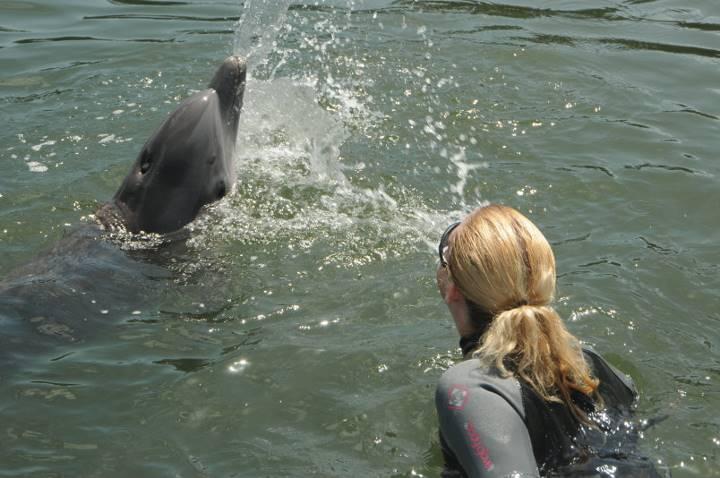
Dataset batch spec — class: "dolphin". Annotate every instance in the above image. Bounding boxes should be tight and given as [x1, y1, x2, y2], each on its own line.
[96, 55, 247, 234]
[0, 56, 247, 362]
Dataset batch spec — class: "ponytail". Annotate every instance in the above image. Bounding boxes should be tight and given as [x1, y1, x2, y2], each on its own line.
[475, 304, 599, 422]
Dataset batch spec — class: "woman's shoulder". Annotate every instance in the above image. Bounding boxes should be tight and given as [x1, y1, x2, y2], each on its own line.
[435, 359, 540, 476]
[437, 357, 515, 389]
[436, 359, 526, 420]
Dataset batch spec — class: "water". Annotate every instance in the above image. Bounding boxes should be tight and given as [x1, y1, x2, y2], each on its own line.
[1, 0, 719, 476]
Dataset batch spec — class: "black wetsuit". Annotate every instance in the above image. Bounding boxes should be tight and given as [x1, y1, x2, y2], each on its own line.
[436, 337, 659, 477]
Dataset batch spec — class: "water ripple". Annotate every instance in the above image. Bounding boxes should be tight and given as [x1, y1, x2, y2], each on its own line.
[674, 20, 720, 32]
[84, 13, 237, 22]
[667, 105, 719, 121]
[601, 37, 720, 58]
[638, 236, 679, 256]
[579, 259, 623, 268]
[39, 60, 105, 72]
[108, 0, 189, 5]
[2, 88, 71, 104]
[625, 163, 703, 175]
[0, 25, 27, 33]
[15, 36, 176, 44]
[390, 1, 624, 21]
[551, 233, 592, 246]
[569, 164, 615, 177]
[154, 357, 211, 373]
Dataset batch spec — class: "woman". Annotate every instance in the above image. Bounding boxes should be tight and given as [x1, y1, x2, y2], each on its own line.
[434, 205, 638, 477]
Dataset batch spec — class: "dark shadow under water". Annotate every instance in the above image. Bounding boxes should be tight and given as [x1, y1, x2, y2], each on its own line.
[0, 224, 181, 374]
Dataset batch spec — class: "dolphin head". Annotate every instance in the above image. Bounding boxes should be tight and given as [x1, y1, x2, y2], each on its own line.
[109, 56, 247, 234]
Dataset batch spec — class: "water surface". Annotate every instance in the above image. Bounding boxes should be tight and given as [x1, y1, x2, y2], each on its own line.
[1, 0, 719, 476]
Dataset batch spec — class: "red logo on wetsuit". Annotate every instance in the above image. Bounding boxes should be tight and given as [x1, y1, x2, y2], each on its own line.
[466, 421, 494, 471]
[447, 384, 470, 410]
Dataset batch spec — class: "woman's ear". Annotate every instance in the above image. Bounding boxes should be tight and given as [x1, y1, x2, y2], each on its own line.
[443, 280, 464, 304]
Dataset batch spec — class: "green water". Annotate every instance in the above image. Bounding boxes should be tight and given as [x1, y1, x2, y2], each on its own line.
[1, 0, 718, 476]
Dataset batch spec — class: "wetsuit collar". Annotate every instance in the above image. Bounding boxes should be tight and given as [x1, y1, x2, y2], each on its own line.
[459, 318, 492, 358]
[459, 332, 483, 358]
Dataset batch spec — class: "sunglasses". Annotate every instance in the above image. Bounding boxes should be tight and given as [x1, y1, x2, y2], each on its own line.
[438, 221, 461, 267]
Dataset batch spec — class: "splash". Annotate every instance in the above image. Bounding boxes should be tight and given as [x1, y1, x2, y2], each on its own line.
[190, 1, 473, 267]
[233, 0, 295, 76]
[237, 77, 350, 186]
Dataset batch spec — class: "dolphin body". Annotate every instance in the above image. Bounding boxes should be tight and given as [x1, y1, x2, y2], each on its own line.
[97, 55, 247, 234]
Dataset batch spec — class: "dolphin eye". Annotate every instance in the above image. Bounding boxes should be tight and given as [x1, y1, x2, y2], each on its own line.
[208, 154, 217, 165]
[140, 150, 152, 174]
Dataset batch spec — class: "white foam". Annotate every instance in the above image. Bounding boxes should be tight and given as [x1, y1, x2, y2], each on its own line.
[30, 140, 56, 152]
[27, 161, 48, 173]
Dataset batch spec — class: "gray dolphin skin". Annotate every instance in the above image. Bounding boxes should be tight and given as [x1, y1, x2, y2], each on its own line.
[98, 55, 247, 234]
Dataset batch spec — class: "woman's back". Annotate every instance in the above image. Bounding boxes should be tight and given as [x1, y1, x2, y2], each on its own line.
[436, 347, 661, 477]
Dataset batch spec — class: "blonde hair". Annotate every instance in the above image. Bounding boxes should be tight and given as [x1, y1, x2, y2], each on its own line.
[446, 204, 599, 421]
